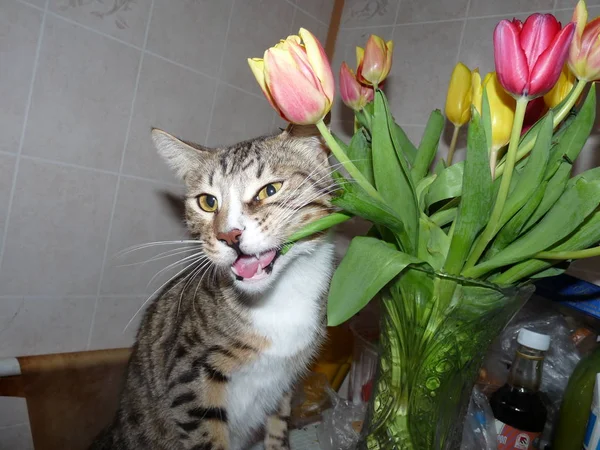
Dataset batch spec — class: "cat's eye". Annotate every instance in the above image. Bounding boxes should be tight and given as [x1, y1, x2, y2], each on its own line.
[197, 194, 218, 212]
[255, 182, 283, 201]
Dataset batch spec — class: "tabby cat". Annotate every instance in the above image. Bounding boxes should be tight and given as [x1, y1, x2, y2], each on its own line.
[90, 125, 336, 450]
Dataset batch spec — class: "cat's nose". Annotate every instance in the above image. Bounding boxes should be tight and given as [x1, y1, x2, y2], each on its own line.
[217, 228, 243, 247]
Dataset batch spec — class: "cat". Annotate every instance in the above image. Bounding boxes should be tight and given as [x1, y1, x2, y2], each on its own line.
[89, 124, 336, 450]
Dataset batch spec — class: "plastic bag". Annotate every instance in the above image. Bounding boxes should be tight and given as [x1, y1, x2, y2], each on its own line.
[460, 386, 498, 450]
[317, 386, 367, 450]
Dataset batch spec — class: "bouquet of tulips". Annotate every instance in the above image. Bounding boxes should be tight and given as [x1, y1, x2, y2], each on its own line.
[248, 1, 600, 448]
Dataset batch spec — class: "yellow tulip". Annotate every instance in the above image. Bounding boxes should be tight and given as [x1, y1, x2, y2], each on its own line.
[445, 62, 476, 127]
[543, 64, 576, 108]
[473, 72, 516, 152]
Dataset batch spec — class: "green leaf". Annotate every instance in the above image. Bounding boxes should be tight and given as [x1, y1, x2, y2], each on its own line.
[327, 236, 427, 325]
[434, 158, 447, 175]
[346, 128, 374, 185]
[391, 122, 418, 166]
[425, 162, 464, 208]
[495, 211, 600, 284]
[481, 86, 493, 153]
[372, 90, 419, 253]
[418, 217, 450, 271]
[416, 174, 436, 211]
[521, 163, 571, 233]
[465, 177, 600, 278]
[412, 110, 444, 182]
[486, 181, 547, 258]
[497, 112, 552, 228]
[332, 173, 409, 244]
[562, 84, 596, 163]
[444, 110, 493, 274]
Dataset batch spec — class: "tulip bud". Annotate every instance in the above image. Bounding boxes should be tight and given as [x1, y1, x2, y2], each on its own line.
[248, 28, 334, 125]
[445, 62, 476, 127]
[494, 14, 575, 98]
[568, 0, 600, 81]
[339, 62, 374, 111]
[356, 35, 394, 86]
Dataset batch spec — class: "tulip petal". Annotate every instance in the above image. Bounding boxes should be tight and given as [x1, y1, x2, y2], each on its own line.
[580, 17, 600, 59]
[247, 57, 278, 111]
[299, 28, 335, 102]
[520, 14, 561, 67]
[485, 72, 516, 150]
[445, 62, 473, 126]
[494, 20, 529, 95]
[361, 35, 387, 85]
[530, 22, 576, 96]
[264, 47, 327, 124]
[356, 46, 364, 68]
[339, 62, 364, 110]
[573, 0, 588, 39]
[383, 40, 394, 80]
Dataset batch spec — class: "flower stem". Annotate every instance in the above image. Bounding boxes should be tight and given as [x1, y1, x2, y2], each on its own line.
[315, 119, 383, 202]
[494, 79, 587, 179]
[535, 246, 600, 260]
[462, 96, 529, 272]
[446, 125, 460, 165]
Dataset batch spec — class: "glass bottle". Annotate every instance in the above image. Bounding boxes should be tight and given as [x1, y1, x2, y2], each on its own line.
[490, 329, 550, 450]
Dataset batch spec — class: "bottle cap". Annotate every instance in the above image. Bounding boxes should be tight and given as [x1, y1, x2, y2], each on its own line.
[517, 328, 550, 351]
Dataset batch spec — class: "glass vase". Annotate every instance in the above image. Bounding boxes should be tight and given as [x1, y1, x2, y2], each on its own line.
[359, 267, 534, 450]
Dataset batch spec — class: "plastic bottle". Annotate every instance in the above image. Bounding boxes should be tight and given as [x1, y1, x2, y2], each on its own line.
[490, 329, 550, 449]
[553, 345, 600, 450]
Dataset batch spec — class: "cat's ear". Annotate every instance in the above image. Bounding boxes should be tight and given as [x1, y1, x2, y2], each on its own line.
[281, 124, 330, 154]
[151, 128, 210, 179]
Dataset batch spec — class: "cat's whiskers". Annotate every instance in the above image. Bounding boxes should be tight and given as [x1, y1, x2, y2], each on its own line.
[272, 181, 342, 227]
[146, 251, 209, 288]
[115, 245, 202, 267]
[123, 254, 207, 332]
[113, 239, 204, 258]
[177, 258, 213, 317]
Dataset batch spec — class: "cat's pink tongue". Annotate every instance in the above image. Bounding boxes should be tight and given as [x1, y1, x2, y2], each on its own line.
[232, 250, 276, 279]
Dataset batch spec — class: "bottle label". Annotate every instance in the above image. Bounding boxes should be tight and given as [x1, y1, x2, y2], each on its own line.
[494, 419, 541, 449]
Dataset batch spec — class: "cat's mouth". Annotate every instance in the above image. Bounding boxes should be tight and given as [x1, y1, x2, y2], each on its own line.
[231, 249, 280, 282]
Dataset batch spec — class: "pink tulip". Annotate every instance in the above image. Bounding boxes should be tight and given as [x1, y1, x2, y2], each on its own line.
[339, 62, 375, 111]
[248, 29, 334, 125]
[493, 14, 575, 98]
[569, 0, 600, 81]
[356, 35, 394, 86]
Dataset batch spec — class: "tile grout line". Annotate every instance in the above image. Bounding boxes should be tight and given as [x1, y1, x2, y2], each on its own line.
[17, 154, 181, 187]
[204, 0, 237, 147]
[31, 9, 268, 104]
[87, 0, 156, 350]
[14, 0, 44, 12]
[0, 0, 49, 281]
[282, 0, 329, 26]
[455, 0, 472, 65]
[393, 0, 403, 26]
[342, 8, 557, 31]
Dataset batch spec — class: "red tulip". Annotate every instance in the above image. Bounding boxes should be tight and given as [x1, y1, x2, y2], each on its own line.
[493, 14, 576, 98]
[339, 62, 374, 111]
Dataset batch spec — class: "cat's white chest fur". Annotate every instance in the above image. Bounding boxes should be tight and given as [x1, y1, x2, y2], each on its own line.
[226, 240, 334, 449]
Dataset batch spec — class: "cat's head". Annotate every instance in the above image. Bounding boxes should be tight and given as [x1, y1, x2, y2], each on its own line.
[152, 126, 334, 294]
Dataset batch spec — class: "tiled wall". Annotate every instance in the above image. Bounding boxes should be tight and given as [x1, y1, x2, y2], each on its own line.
[330, 0, 600, 285]
[0, 0, 332, 445]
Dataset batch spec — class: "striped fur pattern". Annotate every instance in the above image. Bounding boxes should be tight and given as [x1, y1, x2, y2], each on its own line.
[89, 125, 336, 450]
